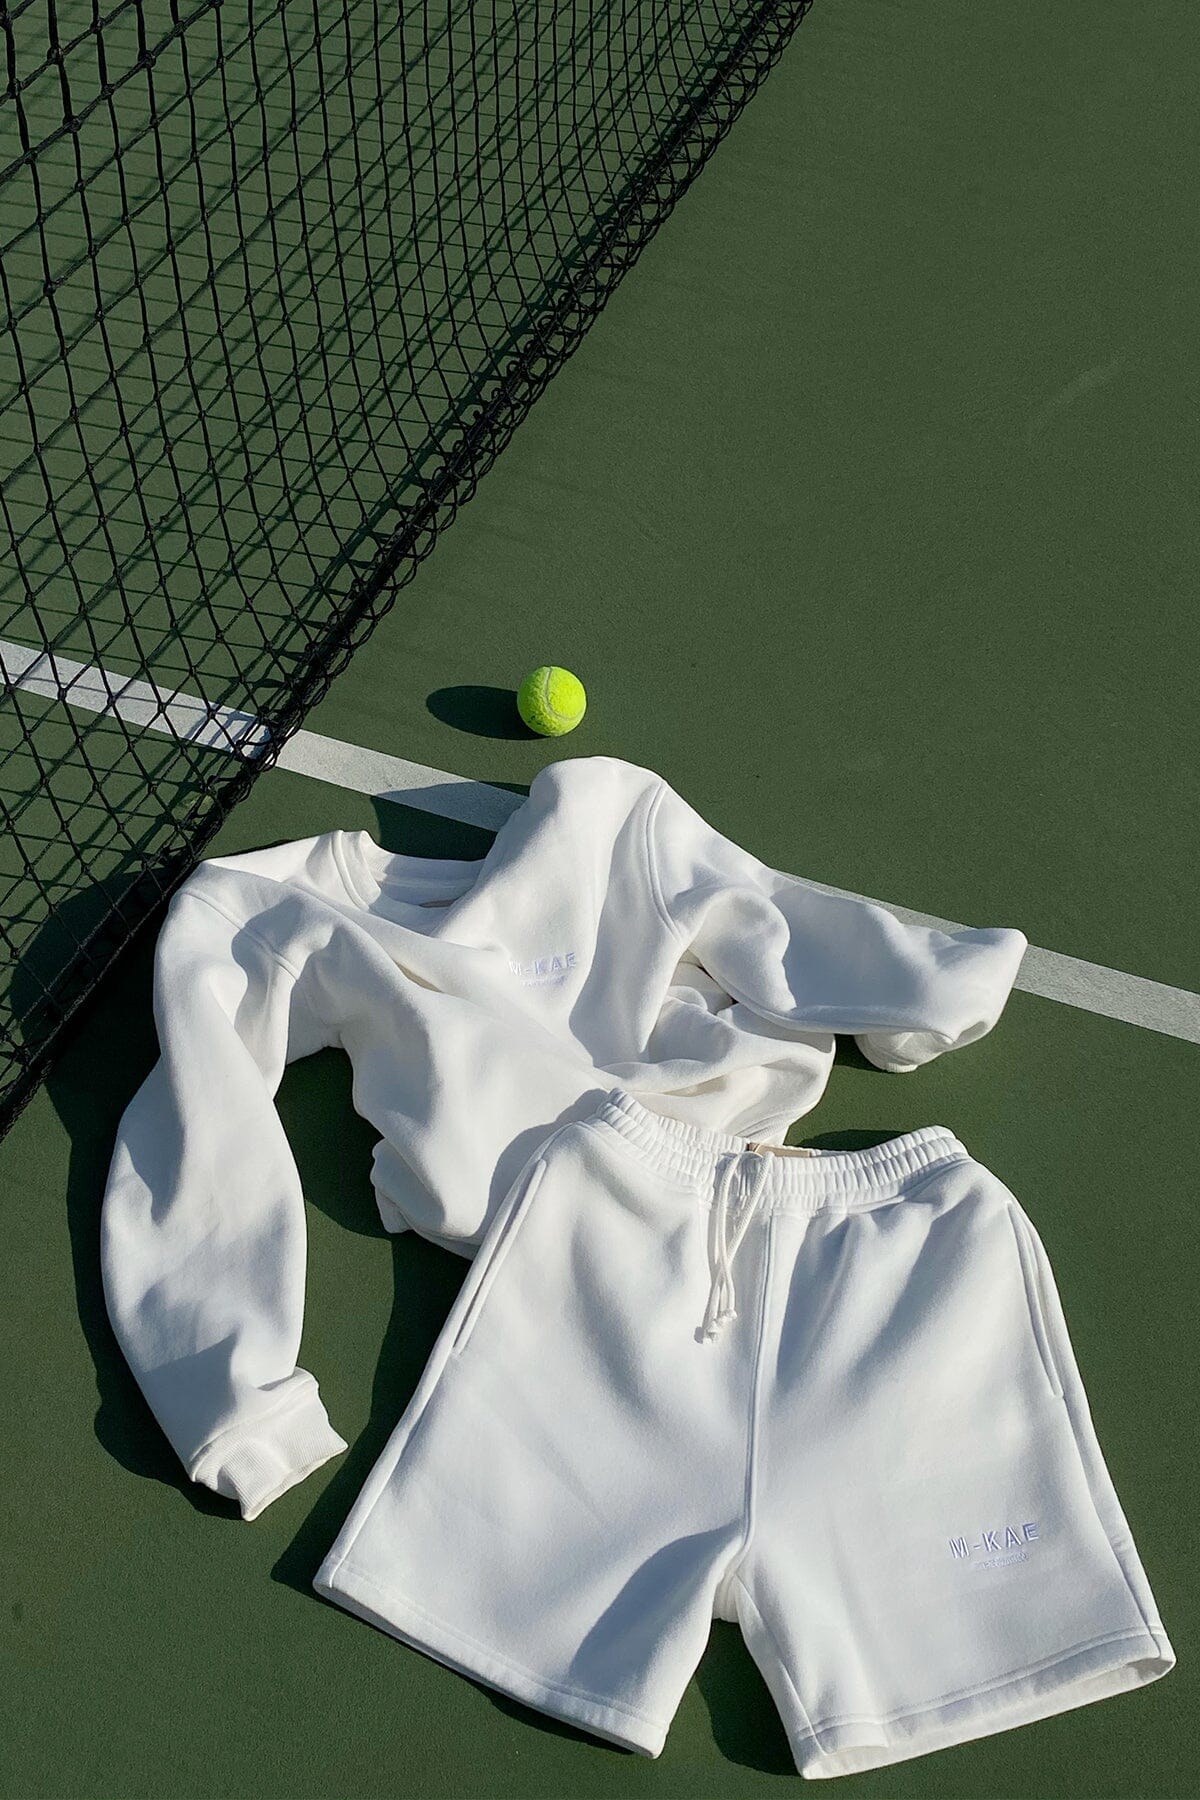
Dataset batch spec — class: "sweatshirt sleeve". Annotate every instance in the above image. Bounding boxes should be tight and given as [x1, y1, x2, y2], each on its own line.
[648, 778, 1028, 1071]
[100, 884, 348, 1521]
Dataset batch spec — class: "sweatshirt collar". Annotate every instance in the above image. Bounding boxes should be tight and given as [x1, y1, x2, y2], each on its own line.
[331, 829, 484, 921]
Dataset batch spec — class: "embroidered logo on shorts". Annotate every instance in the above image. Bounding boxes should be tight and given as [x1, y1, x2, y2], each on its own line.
[949, 1522, 1039, 1570]
[509, 950, 578, 987]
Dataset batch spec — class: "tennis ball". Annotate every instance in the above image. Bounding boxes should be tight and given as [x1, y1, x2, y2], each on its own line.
[517, 665, 587, 736]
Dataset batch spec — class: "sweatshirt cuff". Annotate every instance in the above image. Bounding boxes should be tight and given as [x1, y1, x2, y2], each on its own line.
[854, 1031, 923, 1073]
[191, 1391, 349, 1521]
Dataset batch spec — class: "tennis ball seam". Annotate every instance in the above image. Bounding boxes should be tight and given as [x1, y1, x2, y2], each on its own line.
[518, 665, 585, 734]
[537, 667, 560, 719]
[542, 668, 577, 721]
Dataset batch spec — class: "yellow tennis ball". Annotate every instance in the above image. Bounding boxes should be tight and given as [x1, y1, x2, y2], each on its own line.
[517, 665, 587, 736]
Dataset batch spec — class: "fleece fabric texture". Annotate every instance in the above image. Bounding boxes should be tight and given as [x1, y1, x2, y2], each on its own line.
[313, 1091, 1174, 1777]
[100, 755, 1027, 1519]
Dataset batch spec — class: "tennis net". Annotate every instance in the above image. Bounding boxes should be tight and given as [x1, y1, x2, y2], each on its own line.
[0, 0, 811, 1135]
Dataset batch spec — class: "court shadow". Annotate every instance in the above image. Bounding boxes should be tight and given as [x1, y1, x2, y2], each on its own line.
[481, 1632, 796, 1773]
[426, 683, 534, 739]
[475, 1688, 634, 1754]
[695, 1622, 796, 1775]
[799, 1126, 908, 1152]
[832, 1035, 888, 1074]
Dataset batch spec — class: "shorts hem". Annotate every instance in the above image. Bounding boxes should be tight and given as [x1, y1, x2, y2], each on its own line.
[313, 1556, 670, 1758]
[786, 1625, 1175, 1779]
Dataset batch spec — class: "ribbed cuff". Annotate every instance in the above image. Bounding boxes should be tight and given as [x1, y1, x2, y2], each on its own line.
[855, 1032, 923, 1074]
[192, 1390, 349, 1521]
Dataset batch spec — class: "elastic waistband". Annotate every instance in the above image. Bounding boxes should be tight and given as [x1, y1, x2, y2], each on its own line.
[594, 1090, 969, 1212]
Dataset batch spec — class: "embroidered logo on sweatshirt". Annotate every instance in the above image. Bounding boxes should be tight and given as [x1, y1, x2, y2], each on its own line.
[509, 951, 578, 987]
[949, 1521, 1039, 1569]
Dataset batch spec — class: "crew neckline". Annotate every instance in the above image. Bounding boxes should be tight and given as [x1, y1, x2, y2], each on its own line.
[331, 828, 487, 921]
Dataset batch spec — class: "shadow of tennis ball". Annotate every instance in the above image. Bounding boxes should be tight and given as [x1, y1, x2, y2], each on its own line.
[426, 684, 534, 739]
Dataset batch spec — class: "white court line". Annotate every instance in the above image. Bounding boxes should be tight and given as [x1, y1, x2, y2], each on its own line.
[0, 640, 272, 754]
[4, 638, 1199, 1046]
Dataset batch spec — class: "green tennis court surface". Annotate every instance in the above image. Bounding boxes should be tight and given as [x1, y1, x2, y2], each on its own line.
[3, 2, 1196, 1796]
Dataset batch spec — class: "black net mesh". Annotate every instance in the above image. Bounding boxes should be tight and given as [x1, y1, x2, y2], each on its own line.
[0, 0, 811, 1136]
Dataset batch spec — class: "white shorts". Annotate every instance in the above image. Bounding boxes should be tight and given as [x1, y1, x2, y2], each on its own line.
[314, 1090, 1174, 1778]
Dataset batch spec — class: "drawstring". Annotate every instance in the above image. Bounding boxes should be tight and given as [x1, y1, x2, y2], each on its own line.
[701, 1151, 772, 1341]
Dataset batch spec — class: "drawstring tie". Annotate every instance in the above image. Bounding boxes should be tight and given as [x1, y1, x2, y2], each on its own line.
[701, 1150, 772, 1341]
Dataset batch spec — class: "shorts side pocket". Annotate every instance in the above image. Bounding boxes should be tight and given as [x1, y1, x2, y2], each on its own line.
[450, 1158, 547, 1356]
[1005, 1201, 1065, 1401]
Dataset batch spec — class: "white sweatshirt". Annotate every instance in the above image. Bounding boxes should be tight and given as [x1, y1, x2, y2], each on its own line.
[101, 756, 1027, 1521]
